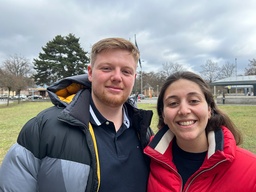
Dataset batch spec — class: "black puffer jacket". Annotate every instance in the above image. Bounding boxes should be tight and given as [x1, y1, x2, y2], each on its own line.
[0, 74, 153, 192]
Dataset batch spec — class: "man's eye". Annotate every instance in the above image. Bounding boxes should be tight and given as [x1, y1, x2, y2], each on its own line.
[102, 67, 111, 71]
[123, 70, 133, 75]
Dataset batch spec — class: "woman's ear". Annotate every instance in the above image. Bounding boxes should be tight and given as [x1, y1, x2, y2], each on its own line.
[162, 113, 166, 124]
[208, 107, 212, 119]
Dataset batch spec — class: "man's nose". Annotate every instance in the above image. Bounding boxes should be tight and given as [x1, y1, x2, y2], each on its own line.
[111, 70, 122, 82]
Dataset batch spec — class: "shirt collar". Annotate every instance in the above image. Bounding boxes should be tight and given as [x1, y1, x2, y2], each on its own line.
[89, 97, 130, 128]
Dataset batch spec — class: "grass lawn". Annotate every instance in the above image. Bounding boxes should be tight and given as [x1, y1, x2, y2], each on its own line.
[0, 101, 53, 164]
[0, 101, 255, 164]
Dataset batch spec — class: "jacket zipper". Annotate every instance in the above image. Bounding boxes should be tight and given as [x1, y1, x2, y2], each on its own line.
[146, 151, 228, 192]
[184, 159, 228, 192]
[144, 151, 183, 192]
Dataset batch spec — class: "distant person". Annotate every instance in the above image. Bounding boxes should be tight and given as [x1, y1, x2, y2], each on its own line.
[222, 92, 225, 104]
[144, 71, 256, 192]
[0, 37, 153, 192]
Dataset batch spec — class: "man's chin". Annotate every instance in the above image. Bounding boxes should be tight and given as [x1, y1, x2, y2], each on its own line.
[104, 96, 127, 107]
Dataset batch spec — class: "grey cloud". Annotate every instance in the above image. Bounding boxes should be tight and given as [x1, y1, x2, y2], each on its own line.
[1, 0, 256, 75]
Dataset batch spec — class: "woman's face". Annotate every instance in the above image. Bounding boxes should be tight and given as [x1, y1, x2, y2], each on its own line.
[162, 79, 211, 151]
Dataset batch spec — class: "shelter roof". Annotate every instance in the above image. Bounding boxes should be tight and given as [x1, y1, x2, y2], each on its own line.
[211, 75, 256, 86]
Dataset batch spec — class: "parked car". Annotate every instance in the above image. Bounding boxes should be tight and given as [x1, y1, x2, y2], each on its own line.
[138, 94, 145, 99]
[27, 95, 43, 100]
[0, 95, 8, 99]
[13, 94, 28, 100]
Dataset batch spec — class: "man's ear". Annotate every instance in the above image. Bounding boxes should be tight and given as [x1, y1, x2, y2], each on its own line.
[88, 64, 92, 82]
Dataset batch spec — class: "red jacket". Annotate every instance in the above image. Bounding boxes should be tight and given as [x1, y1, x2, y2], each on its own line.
[144, 126, 256, 192]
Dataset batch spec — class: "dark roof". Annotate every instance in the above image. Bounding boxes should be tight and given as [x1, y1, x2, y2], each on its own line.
[211, 75, 256, 86]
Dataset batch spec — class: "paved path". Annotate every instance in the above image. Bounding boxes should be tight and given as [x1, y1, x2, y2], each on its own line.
[138, 97, 157, 104]
[0, 99, 14, 105]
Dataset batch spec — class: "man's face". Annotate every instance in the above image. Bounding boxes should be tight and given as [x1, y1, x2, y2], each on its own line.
[88, 49, 137, 108]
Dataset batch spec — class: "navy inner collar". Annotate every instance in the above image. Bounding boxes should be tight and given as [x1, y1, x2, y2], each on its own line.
[89, 97, 130, 128]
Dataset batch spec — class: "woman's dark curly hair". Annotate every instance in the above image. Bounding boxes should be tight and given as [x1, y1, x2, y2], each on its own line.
[157, 71, 242, 145]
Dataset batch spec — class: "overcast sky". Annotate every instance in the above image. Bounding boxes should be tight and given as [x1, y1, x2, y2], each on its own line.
[1, 0, 256, 75]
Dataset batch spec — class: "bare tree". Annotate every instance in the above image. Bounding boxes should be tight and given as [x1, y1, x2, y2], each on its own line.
[3, 54, 32, 77]
[245, 59, 256, 75]
[0, 69, 16, 106]
[161, 62, 186, 78]
[1, 54, 34, 104]
[219, 61, 236, 79]
[133, 70, 167, 97]
[200, 59, 220, 83]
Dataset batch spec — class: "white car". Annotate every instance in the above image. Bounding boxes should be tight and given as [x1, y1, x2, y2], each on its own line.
[13, 94, 27, 100]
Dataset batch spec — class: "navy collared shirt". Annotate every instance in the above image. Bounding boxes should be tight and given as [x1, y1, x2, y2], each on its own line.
[89, 98, 149, 192]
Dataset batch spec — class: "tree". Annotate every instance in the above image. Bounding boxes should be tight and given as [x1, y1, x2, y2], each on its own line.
[3, 54, 32, 77]
[33, 33, 89, 86]
[142, 72, 159, 95]
[160, 62, 186, 79]
[219, 61, 236, 79]
[0, 54, 34, 105]
[200, 59, 220, 83]
[245, 59, 256, 75]
[0, 69, 15, 106]
[133, 70, 170, 97]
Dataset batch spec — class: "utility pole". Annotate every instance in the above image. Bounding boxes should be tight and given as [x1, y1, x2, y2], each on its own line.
[235, 58, 237, 77]
[134, 34, 143, 94]
[235, 58, 237, 95]
[140, 67, 143, 94]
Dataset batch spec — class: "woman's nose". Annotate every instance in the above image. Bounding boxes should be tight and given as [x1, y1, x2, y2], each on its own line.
[178, 103, 191, 115]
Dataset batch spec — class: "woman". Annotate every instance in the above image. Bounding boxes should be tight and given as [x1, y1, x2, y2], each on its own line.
[144, 71, 256, 192]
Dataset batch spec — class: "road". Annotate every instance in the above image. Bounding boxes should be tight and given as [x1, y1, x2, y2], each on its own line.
[138, 97, 157, 104]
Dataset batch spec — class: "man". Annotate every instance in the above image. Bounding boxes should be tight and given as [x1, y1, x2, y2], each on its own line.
[0, 37, 153, 192]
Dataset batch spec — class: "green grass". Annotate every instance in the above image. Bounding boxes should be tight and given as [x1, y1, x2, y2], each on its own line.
[0, 101, 53, 164]
[0, 102, 255, 164]
[218, 105, 256, 153]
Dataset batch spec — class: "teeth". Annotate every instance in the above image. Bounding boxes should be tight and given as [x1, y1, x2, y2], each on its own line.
[179, 121, 194, 126]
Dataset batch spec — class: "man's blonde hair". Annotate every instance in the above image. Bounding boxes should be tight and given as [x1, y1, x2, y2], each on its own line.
[90, 37, 140, 66]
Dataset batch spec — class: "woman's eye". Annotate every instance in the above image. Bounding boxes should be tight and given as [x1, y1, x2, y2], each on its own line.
[167, 102, 178, 107]
[190, 99, 200, 104]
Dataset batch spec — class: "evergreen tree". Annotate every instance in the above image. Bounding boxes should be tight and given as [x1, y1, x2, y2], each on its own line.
[33, 33, 89, 86]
